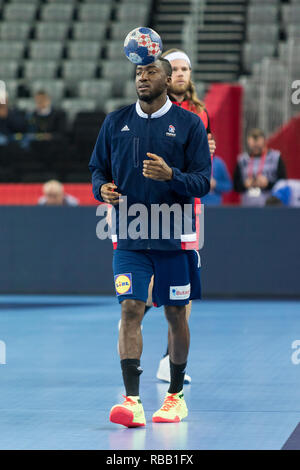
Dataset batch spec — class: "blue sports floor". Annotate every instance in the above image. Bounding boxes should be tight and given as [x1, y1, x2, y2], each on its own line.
[0, 295, 299, 450]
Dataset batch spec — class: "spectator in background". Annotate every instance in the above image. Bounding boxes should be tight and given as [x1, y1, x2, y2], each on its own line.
[201, 155, 232, 205]
[38, 180, 79, 206]
[0, 95, 28, 145]
[28, 90, 66, 139]
[233, 128, 287, 207]
[266, 179, 300, 207]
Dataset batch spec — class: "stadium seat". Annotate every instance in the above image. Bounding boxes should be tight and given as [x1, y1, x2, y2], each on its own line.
[101, 60, 134, 81]
[35, 22, 70, 41]
[247, 24, 279, 43]
[195, 82, 206, 100]
[23, 60, 58, 79]
[106, 40, 129, 60]
[8, 0, 39, 3]
[3, 4, 37, 22]
[29, 79, 65, 103]
[16, 98, 36, 113]
[282, 5, 300, 25]
[29, 41, 64, 60]
[247, 5, 278, 24]
[104, 98, 133, 114]
[78, 80, 113, 105]
[0, 22, 31, 40]
[62, 60, 98, 80]
[286, 25, 300, 39]
[61, 99, 96, 123]
[0, 41, 24, 60]
[72, 22, 106, 41]
[248, 0, 279, 4]
[116, 4, 150, 22]
[4, 80, 19, 101]
[110, 21, 139, 40]
[41, 4, 74, 22]
[78, 4, 111, 22]
[67, 41, 101, 60]
[0, 61, 19, 79]
[124, 80, 137, 100]
[243, 42, 276, 72]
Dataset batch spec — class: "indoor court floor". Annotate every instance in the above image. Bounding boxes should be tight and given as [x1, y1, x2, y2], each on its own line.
[0, 295, 299, 450]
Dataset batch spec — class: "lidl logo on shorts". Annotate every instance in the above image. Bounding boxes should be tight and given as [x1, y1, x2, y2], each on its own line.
[114, 273, 133, 296]
[169, 283, 191, 300]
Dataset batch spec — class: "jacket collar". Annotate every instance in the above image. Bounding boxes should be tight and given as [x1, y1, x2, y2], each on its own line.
[135, 96, 172, 119]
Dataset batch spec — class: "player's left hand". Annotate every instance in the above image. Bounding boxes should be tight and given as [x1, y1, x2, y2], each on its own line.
[207, 133, 216, 156]
[143, 153, 173, 181]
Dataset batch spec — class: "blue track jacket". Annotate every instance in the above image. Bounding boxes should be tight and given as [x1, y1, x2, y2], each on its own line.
[89, 97, 211, 250]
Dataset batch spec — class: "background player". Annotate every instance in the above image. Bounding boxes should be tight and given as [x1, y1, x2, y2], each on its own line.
[144, 49, 216, 383]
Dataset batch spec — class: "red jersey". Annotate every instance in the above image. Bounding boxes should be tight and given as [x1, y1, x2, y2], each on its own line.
[169, 95, 211, 250]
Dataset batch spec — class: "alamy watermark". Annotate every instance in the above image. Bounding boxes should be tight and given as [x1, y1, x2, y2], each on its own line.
[96, 197, 205, 249]
[0, 340, 6, 365]
[291, 340, 300, 365]
[291, 80, 300, 105]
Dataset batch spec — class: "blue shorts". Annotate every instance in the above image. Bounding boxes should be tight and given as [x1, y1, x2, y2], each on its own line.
[113, 249, 201, 307]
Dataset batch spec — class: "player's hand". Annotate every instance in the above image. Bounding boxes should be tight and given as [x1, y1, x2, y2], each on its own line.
[207, 133, 216, 156]
[210, 177, 217, 191]
[143, 153, 173, 181]
[255, 174, 269, 189]
[244, 177, 254, 189]
[100, 183, 123, 205]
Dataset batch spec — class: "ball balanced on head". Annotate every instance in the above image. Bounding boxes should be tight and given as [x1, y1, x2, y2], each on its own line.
[124, 27, 163, 65]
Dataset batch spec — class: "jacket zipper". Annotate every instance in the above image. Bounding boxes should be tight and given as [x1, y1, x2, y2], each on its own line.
[133, 137, 139, 168]
[146, 115, 151, 249]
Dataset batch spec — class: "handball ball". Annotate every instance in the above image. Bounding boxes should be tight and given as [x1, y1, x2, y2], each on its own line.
[124, 27, 163, 65]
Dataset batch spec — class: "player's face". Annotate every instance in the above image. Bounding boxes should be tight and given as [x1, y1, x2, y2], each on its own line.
[169, 59, 191, 96]
[247, 136, 266, 156]
[136, 63, 169, 103]
[35, 94, 51, 111]
[44, 190, 64, 205]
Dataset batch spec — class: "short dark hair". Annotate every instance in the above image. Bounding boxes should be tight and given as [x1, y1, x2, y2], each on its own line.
[35, 90, 49, 97]
[265, 196, 283, 206]
[247, 128, 265, 139]
[157, 57, 172, 78]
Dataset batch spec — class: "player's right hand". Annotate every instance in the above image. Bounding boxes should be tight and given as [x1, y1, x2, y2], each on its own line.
[100, 183, 123, 205]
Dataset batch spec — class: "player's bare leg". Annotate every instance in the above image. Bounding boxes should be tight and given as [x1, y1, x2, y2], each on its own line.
[152, 304, 189, 423]
[119, 299, 145, 359]
[164, 305, 190, 365]
[110, 299, 146, 427]
[156, 297, 192, 383]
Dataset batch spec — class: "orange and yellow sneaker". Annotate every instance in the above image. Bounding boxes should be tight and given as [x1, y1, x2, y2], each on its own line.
[109, 395, 146, 428]
[152, 391, 188, 423]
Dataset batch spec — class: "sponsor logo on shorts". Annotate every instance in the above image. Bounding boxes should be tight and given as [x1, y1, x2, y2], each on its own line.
[169, 283, 191, 300]
[114, 273, 133, 295]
